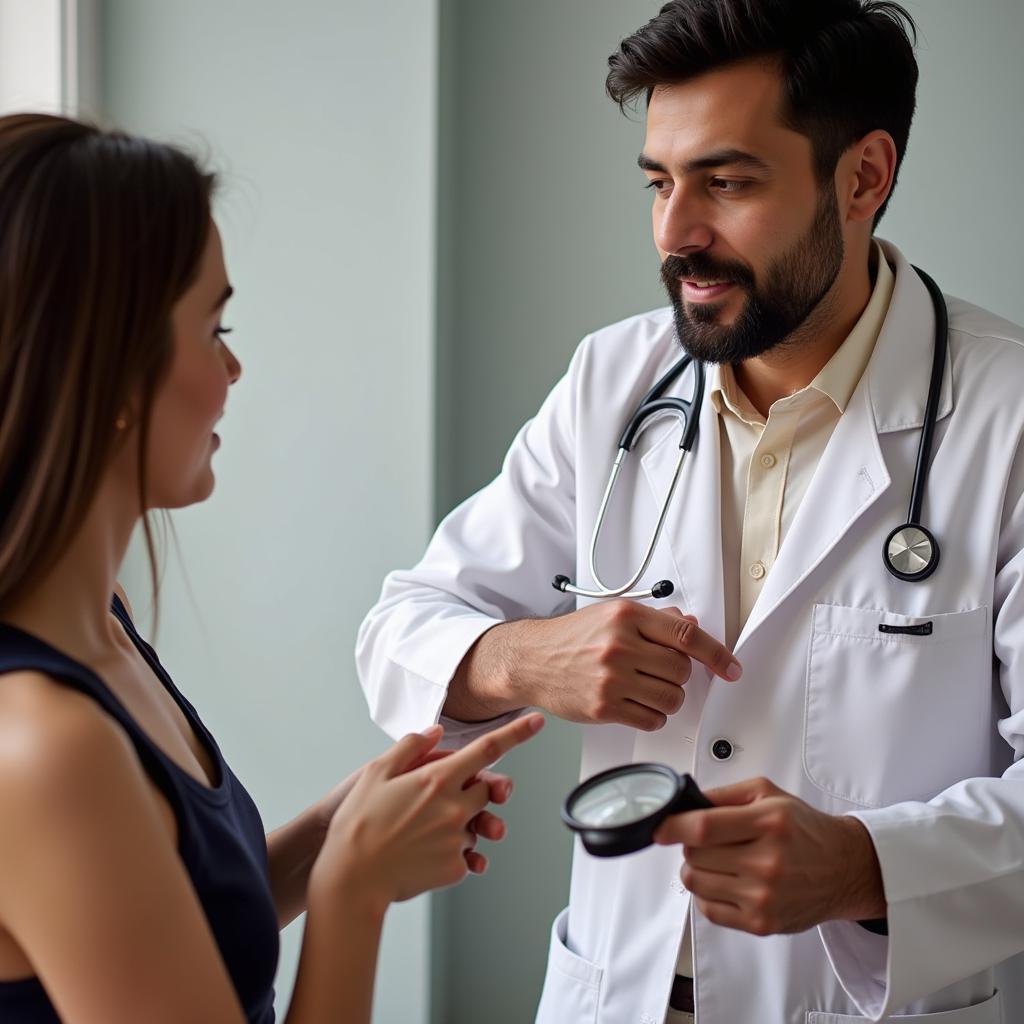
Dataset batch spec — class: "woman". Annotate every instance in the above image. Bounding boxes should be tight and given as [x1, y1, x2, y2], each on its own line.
[0, 112, 543, 1023]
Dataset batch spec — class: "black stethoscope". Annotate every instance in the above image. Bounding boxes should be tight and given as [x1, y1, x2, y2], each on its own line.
[552, 265, 948, 601]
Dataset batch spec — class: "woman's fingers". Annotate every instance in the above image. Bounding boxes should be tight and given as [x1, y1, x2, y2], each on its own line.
[442, 714, 544, 782]
[474, 769, 513, 803]
[458, 778, 493, 817]
[468, 809, 507, 841]
[465, 850, 488, 874]
[377, 725, 444, 778]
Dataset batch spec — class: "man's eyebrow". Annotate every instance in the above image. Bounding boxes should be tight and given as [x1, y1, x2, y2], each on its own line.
[211, 284, 234, 311]
[637, 149, 771, 174]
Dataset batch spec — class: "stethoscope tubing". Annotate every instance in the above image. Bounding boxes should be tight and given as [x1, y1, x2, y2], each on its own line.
[554, 266, 947, 598]
[555, 357, 704, 600]
[906, 267, 947, 528]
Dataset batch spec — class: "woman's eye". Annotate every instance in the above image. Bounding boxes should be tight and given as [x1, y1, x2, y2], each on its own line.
[214, 325, 233, 340]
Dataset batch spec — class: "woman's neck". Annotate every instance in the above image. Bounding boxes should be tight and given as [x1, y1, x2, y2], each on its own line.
[3, 482, 139, 663]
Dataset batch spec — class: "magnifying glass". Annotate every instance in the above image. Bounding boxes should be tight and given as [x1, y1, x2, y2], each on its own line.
[561, 762, 713, 857]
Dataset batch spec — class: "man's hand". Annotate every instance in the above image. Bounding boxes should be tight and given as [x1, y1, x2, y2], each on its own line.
[446, 600, 741, 729]
[654, 777, 886, 935]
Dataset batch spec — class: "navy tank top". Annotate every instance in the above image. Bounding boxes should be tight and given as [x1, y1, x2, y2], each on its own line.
[0, 597, 279, 1022]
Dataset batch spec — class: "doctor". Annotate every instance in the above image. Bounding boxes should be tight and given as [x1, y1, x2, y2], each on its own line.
[357, 1, 1024, 1021]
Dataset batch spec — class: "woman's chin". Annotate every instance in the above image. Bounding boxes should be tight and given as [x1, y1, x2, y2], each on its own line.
[146, 468, 217, 511]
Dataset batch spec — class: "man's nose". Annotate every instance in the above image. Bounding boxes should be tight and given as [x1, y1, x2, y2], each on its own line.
[655, 187, 713, 257]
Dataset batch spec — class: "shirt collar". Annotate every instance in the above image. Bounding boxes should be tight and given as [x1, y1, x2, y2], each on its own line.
[709, 241, 895, 423]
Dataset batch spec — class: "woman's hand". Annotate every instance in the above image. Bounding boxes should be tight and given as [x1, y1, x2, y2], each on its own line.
[311, 752, 515, 875]
[310, 713, 544, 911]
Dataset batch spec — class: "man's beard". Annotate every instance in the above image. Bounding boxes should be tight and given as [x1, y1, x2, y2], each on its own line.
[660, 187, 844, 365]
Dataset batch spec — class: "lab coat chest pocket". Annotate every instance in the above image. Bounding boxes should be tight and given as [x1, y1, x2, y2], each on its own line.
[803, 603, 990, 808]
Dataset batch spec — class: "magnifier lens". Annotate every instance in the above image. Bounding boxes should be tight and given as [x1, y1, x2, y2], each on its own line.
[568, 769, 677, 827]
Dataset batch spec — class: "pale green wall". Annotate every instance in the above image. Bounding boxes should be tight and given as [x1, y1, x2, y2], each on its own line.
[100, 2, 438, 1021]
[432, 1, 1024, 1022]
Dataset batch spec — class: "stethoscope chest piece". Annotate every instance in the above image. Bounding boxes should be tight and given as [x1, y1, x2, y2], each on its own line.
[884, 523, 940, 582]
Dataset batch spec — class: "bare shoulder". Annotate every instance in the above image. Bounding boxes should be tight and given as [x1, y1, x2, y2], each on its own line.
[0, 673, 244, 1022]
[0, 672, 143, 816]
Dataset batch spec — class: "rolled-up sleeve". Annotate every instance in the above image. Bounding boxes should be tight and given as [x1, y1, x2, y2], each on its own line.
[355, 338, 589, 745]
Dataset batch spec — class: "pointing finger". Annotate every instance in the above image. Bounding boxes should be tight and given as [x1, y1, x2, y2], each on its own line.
[640, 608, 741, 681]
[441, 713, 545, 784]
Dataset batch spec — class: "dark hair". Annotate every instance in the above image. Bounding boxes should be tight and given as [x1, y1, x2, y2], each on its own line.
[0, 113, 215, 612]
[607, 0, 918, 224]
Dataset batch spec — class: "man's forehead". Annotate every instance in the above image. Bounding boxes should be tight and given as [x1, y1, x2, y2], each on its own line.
[642, 63, 789, 163]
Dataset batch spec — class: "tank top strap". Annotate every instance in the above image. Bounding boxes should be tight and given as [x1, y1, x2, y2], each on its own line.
[0, 603, 191, 822]
[107, 595, 227, 789]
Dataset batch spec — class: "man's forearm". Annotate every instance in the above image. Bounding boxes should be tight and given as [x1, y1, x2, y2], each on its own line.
[442, 620, 539, 722]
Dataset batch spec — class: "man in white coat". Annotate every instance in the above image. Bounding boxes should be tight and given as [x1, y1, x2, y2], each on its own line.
[357, 1, 1024, 1021]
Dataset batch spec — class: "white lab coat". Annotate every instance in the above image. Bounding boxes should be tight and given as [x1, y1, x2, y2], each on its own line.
[356, 241, 1024, 1023]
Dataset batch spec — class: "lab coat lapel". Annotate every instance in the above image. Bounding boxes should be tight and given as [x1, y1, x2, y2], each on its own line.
[638, 359, 726, 645]
[736, 241, 953, 650]
[735, 378, 890, 649]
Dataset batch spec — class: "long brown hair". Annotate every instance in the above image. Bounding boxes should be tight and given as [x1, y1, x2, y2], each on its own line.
[0, 113, 216, 612]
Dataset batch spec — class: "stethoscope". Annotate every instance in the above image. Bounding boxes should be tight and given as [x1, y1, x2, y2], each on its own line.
[552, 265, 948, 600]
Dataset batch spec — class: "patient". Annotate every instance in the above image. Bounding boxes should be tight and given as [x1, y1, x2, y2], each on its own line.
[0, 112, 543, 1024]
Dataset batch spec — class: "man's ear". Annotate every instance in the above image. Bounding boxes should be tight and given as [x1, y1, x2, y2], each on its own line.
[840, 130, 898, 225]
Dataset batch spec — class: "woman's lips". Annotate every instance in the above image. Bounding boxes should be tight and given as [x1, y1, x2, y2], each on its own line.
[681, 279, 735, 302]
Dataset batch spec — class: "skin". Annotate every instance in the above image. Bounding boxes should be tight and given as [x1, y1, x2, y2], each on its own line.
[443, 60, 891, 934]
[0, 221, 545, 1023]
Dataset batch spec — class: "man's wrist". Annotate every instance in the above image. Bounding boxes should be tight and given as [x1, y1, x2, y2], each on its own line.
[836, 815, 887, 921]
[445, 621, 536, 720]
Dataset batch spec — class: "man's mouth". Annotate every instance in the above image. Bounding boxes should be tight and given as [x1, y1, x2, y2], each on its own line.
[681, 278, 735, 302]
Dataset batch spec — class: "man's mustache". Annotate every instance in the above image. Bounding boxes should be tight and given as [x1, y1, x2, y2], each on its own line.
[661, 253, 755, 291]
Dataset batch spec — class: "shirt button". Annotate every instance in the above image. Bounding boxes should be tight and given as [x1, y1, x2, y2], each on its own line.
[749, 561, 766, 580]
[760, 453, 777, 468]
[711, 738, 734, 761]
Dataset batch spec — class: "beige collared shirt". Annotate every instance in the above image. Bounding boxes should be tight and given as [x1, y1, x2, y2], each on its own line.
[713, 244, 895, 648]
[671, 243, 895, 996]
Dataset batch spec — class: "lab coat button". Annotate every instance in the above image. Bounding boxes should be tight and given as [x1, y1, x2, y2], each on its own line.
[711, 738, 734, 761]
[760, 452, 777, 468]
[749, 561, 766, 580]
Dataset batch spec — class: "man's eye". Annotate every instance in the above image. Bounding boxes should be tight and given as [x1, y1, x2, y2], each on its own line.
[644, 179, 670, 193]
[711, 178, 749, 194]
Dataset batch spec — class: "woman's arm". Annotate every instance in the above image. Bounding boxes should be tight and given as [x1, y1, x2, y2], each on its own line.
[0, 675, 249, 1023]
[0, 671, 541, 1024]
[267, 756, 516, 927]
[267, 771, 360, 928]
[283, 714, 545, 1023]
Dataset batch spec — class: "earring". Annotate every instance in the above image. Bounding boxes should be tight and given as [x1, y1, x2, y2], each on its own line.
[115, 415, 129, 431]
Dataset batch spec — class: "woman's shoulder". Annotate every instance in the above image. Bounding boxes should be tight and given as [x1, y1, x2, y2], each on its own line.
[0, 671, 144, 815]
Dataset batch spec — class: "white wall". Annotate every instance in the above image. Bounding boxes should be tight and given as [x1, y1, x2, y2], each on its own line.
[100, 2, 438, 1020]
[0, 0, 62, 113]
